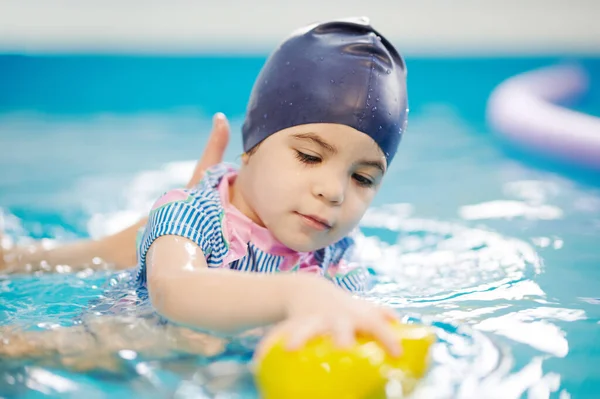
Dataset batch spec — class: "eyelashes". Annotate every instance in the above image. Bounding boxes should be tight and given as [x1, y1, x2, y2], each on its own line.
[294, 150, 375, 188]
[352, 174, 374, 188]
[295, 150, 321, 164]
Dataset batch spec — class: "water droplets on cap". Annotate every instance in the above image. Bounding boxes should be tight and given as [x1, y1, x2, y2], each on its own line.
[242, 18, 408, 166]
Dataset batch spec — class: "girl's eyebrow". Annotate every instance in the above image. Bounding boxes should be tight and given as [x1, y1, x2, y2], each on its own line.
[291, 133, 337, 155]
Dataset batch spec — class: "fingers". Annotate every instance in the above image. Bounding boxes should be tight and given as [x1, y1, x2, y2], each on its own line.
[254, 317, 328, 362]
[284, 317, 327, 350]
[332, 318, 355, 349]
[255, 305, 401, 363]
[364, 317, 402, 358]
[186, 112, 231, 189]
[262, 319, 357, 355]
[202, 113, 230, 167]
[379, 306, 401, 323]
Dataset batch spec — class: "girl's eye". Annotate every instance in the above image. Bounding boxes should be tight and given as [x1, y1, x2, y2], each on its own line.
[295, 151, 321, 164]
[352, 173, 374, 188]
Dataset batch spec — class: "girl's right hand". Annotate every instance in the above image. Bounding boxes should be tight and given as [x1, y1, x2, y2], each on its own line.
[255, 274, 402, 359]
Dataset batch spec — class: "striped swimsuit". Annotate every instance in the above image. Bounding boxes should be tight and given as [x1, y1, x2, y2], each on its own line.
[135, 163, 371, 292]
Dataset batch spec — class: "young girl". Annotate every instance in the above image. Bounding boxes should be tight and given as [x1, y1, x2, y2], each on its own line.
[1, 17, 409, 368]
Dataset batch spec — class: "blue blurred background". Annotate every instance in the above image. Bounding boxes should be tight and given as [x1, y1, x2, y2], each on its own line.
[1, 1, 599, 398]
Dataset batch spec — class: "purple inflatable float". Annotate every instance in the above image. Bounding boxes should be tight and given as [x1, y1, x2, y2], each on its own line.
[487, 64, 600, 171]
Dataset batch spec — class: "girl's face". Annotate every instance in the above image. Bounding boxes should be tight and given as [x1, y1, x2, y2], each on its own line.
[233, 123, 386, 252]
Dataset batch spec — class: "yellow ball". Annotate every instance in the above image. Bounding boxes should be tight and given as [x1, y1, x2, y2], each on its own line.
[254, 323, 436, 399]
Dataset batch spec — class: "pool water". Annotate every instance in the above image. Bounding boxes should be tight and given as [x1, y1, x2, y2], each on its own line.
[0, 55, 599, 398]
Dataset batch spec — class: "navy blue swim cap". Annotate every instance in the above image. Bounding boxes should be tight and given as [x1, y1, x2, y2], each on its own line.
[241, 17, 408, 165]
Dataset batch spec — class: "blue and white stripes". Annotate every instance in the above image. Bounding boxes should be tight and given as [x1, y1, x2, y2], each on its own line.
[135, 163, 371, 292]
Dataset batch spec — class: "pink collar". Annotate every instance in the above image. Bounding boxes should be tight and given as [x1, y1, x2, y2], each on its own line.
[218, 171, 298, 258]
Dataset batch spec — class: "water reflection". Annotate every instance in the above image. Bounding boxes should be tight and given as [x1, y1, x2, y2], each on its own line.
[358, 205, 543, 301]
[0, 185, 586, 399]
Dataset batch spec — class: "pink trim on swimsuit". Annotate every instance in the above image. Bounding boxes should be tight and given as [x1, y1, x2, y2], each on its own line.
[218, 171, 315, 269]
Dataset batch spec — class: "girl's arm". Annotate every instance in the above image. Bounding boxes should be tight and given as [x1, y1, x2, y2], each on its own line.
[146, 234, 309, 333]
[145, 235, 403, 359]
